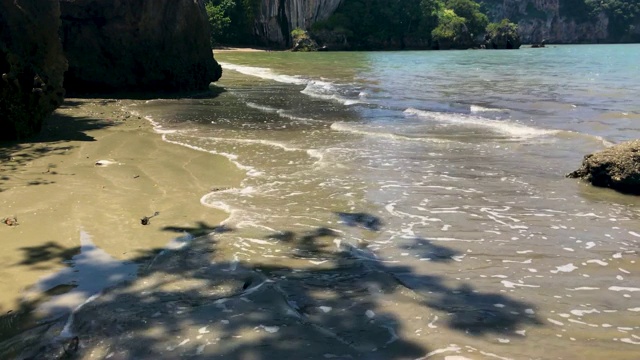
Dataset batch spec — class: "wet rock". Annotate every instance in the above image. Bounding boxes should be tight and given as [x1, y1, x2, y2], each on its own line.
[60, 0, 221, 93]
[567, 140, 640, 195]
[0, 0, 67, 140]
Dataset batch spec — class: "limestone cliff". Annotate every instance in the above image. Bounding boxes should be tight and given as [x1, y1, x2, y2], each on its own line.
[60, 0, 221, 93]
[255, 0, 343, 47]
[483, 0, 610, 43]
[0, 0, 67, 140]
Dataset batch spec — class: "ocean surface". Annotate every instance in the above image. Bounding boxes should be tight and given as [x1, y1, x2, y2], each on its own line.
[131, 45, 640, 359]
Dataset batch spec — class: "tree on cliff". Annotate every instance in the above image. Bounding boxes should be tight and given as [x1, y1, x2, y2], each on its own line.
[204, 0, 260, 46]
[560, 0, 640, 41]
[431, 0, 488, 49]
[310, 0, 492, 50]
[484, 18, 520, 49]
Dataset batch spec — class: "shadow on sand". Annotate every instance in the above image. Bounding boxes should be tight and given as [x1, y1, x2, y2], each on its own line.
[1, 211, 543, 359]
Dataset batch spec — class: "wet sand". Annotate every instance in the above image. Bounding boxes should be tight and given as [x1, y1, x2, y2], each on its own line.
[0, 98, 243, 321]
[2, 95, 639, 359]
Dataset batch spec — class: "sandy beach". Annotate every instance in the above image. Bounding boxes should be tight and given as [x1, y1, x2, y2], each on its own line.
[0, 98, 243, 316]
[213, 47, 270, 53]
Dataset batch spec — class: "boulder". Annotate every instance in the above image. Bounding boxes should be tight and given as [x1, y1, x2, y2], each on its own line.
[0, 0, 67, 140]
[60, 0, 221, 93]
[567, 140, 640, 195]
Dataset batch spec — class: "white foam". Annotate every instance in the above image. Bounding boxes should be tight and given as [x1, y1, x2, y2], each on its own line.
[571, 309, 600, 316]
[567, 287, 600, 291]
[547, 318, 565, 326]
[501, 280, 540, 288]
[145, 116, 178, 134]
[586, 259, 608, 266]
[404, 108, 558, 140]
[161, 135, 258, 177]
[301, 80, 361, 106]
[470, 105, 507, 113]
[202, 136, 301, 152]
[245, 102, 317, 122]
[609, 286, 640, 292]
[421, 345, 462, 358]
[259, 325, 280, 333]
[330, 122, 450, 143]
[220, 62, 360, 105]
[551, 263, 578, 273]
[219, 62, 306, 85]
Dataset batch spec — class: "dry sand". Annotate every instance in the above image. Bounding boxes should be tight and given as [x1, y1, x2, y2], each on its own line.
[0, 98, 243, 314]
[213, 47, 270, 53]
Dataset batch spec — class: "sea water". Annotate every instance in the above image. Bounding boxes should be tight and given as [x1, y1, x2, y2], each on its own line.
[132, 45, 640, 359]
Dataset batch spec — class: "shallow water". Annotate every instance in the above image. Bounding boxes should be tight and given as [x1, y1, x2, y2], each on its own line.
[123, 45, 640, 358]
[9, 46, 640, 359]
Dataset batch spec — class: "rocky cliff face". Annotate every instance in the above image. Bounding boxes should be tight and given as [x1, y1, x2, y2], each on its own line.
[60, 0, 221, 93]
[484, 0, 610, 43]
[0, 0, 67, 140]
[255, 0, 343, 47]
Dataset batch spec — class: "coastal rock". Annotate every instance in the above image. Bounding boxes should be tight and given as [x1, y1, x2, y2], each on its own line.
[291, 29, 319, 51]
[0, 0, 67, 140]
[60, 0, 221, 93]
[483, 0, 610, 44]
[567, 140, 640, 195]
[255, 0, 343, 48]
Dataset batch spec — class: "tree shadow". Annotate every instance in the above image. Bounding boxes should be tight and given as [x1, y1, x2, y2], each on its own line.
[1, 215, 543, 359]
[335, 212, 383, 231]
[16, 241, 80, 270]
[399, 237, 461, 262]
[0, 100, 117, 192]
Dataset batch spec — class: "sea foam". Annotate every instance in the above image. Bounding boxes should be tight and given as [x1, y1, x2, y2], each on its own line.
[404, 108, 559, 140]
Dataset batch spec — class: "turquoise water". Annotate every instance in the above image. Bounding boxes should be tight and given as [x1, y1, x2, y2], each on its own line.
[133, 45, 640, 359]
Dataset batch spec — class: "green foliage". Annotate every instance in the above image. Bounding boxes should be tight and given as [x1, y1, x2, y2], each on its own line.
[486, 18, 518, 39]
[432, 9, 468, 44]
[204, 0, 260, 46]
[291, 28, 308, 41]
[312, 0, 434, 49]
[290, 28, 318, 51]
[205, 0, 235, 45]
[444, 0, 488, 38]
[560, 0, 640, 40]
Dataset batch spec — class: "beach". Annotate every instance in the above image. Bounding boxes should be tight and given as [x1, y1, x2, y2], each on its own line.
[0, 98, 243, 317]
[1, 46, 640, 359]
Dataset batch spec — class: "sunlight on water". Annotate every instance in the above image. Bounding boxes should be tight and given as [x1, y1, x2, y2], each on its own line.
[128, 45, 640, 359]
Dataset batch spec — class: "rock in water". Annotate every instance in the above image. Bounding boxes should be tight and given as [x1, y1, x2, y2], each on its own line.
[567, 140, 640, 195]
[0, 0, 67, 140]
[60, 0, 221, 93]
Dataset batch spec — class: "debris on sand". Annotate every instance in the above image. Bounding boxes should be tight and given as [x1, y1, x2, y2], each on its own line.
[141, 211, 160, 225]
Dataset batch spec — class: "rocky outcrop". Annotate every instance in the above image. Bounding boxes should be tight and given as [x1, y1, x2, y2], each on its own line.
[483, 0, 610, 44]
[255, 0, 343, 48]
[567, 140, 640, 195]
[60, 0, 221, 93]
[0, 0, 67, 140]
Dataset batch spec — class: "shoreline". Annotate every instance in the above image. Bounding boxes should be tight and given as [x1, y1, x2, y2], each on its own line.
[213, 46, 271, 53]
[0, 98, 244, 316]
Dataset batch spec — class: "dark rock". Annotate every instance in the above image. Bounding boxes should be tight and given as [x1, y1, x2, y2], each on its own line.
[60, 0, 221, 93]
[567, 140, 640, 195]
[0, 0, 67, 140]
